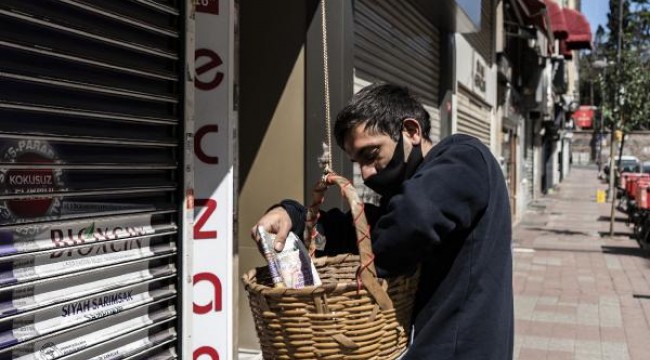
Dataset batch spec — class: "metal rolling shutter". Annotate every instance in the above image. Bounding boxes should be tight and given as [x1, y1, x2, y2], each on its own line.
[353, 0, 441, 141]
[0, 1, 184, 359]
[525, 150, 534, 200]
[457, 87, 491, 146]
[524, 119, 534, 201]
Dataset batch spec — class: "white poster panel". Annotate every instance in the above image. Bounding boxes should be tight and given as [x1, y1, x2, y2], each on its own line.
[63, 327, 176, 360]
[0, 239, 175, 286]
[1, 261, 175, 317]
[0, 214, 159, 256]
[0, 305, 176, 360]
[0, 283, 175, 347]
[193, 0, 234, 359]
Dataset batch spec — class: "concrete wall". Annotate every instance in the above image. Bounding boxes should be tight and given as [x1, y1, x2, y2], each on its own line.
[572, 131, 650, 167]
[238, 1, 313, 351]
[455, 35, 498, 154]
[620, 132, 650, 162]
[571, 130, 597, 165]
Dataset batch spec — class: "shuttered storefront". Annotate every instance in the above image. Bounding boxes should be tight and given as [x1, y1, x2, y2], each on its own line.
[524, 119, 535, 201]
[353, 0, 441, 142]
[525, 151, 534, 200]
[457, 87, 492, 146]
[0, 1, 184, 359]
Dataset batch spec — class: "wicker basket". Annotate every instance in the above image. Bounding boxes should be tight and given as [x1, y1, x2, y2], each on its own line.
[242, 174, 420, 359]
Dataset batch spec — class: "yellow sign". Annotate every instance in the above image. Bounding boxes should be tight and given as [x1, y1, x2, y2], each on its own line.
[596, 189, 606, 203]
[615, 130, 623, 142]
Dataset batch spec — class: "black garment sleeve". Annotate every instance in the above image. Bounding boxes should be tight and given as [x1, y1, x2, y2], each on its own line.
[279, 199, 384, 257]
[371, 143, 490, 275]
[278, 199, 307, 239]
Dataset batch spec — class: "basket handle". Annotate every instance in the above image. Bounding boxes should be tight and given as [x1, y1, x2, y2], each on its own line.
[304, 173, 393, 310]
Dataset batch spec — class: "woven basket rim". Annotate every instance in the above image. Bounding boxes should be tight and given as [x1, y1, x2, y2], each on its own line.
[241, 252, 378, 296]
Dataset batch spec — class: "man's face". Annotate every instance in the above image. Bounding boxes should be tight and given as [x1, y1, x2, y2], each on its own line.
[343, 123, 401, 181]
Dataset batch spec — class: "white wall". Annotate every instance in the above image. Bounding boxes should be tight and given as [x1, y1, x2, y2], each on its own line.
[454, 35, 497, 108]
[455, 35, 498, 154]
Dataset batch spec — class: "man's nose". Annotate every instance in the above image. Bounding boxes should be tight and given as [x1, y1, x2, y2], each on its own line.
[360, 164, 377, 180]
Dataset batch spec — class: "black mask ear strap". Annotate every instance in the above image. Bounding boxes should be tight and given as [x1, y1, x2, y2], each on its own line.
[404, 144, 422, 179]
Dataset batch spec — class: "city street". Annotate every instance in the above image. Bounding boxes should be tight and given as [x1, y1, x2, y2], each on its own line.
[514, 166, 650, 359]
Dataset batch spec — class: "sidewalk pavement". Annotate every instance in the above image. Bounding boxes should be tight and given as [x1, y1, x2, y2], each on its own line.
[513, 166, 650, 360]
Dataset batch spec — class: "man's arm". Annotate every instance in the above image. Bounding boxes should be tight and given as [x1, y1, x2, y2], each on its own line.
[279, 199, 383, 256]
[372, 143, 490, 275]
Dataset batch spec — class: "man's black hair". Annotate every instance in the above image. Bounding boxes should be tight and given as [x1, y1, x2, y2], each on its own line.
[334, 83, 432, 148]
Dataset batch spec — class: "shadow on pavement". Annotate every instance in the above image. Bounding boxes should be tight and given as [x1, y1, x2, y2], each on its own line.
[530, 247, 603, 253]
[527, 227, 591, 236]
[598, 231, 634, 238]
[601, 245, 648, 258]
[597, 215, 628, 223]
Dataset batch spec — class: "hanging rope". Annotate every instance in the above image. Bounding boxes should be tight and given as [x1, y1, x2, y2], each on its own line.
[321, 0, 333, 174]
[304, 0, 334, 254]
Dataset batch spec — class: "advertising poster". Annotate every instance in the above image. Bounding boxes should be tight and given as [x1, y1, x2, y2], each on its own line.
[0, 304, 176, 360]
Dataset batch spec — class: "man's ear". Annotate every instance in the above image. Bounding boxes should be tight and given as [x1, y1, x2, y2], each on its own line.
[402, 118, 422, 145]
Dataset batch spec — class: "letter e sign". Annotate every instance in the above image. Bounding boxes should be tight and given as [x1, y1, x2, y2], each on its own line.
[195, 49, 224, 91]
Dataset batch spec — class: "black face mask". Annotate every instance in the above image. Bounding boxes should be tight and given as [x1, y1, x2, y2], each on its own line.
[364, 134, 423, 197]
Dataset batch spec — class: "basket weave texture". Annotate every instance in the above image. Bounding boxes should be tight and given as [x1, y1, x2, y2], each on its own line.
[242, 174, 420, 359]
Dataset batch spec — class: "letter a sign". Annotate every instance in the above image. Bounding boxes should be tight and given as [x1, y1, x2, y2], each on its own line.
[193, 1, 234, 359]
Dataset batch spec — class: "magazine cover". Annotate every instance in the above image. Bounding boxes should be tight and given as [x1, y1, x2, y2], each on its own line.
[257, 226, 321, 288]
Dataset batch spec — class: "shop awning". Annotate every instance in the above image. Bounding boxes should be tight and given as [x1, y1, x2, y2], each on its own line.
[563, 8, 592, 50]
[511, 0, 554, 40]
[559, 39, 573, 59]
[544, 0, 568, 40]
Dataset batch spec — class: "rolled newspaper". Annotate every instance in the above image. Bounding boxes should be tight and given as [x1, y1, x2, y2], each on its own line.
[256, 226, 285, 288]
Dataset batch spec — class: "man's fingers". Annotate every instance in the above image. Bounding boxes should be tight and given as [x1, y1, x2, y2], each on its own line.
[273, 225, 290, 252]
[250, 226, 260, 242]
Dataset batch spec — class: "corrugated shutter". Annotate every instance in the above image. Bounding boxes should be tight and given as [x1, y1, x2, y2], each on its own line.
[457, 87, 491, 146]
[0, 1, 183, 359]
[524, 119, 534, 200]
[353, 0, 441, 141]
[525, 151, 534, 199]
[463, 0, 493, 62]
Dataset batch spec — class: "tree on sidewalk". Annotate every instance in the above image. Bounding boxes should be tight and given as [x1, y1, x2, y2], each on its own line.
[580, 0, 650, 132]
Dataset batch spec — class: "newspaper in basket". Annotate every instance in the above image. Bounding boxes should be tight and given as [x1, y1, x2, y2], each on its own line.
[242, 173, 420, 359]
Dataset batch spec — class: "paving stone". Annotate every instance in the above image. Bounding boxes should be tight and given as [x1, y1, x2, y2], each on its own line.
[513, 167, 650, 359]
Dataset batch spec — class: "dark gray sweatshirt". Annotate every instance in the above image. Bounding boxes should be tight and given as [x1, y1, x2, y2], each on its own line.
[281, 134, 514, 359]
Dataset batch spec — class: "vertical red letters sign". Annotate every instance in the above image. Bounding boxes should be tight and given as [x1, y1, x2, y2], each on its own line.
[193, 272, 222, 313]
[193, 0, 232, 358]
[195, 49, 224, 91]
[195, 125, 220, 164]
[194, 346, 220, 360]
[194, 199, 217, 239]
[195, 0, 219, 15]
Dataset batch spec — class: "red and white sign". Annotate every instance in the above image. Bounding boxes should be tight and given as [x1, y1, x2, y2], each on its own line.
[193, 0, 234, 359]
[572, 106, 595, 129]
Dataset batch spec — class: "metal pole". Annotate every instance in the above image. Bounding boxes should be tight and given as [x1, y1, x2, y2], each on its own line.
[609, 0, 625, 237]
[609, 125, 617, 236]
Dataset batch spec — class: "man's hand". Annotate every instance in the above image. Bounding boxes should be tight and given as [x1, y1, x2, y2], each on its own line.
[250, 207, 292, 252]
